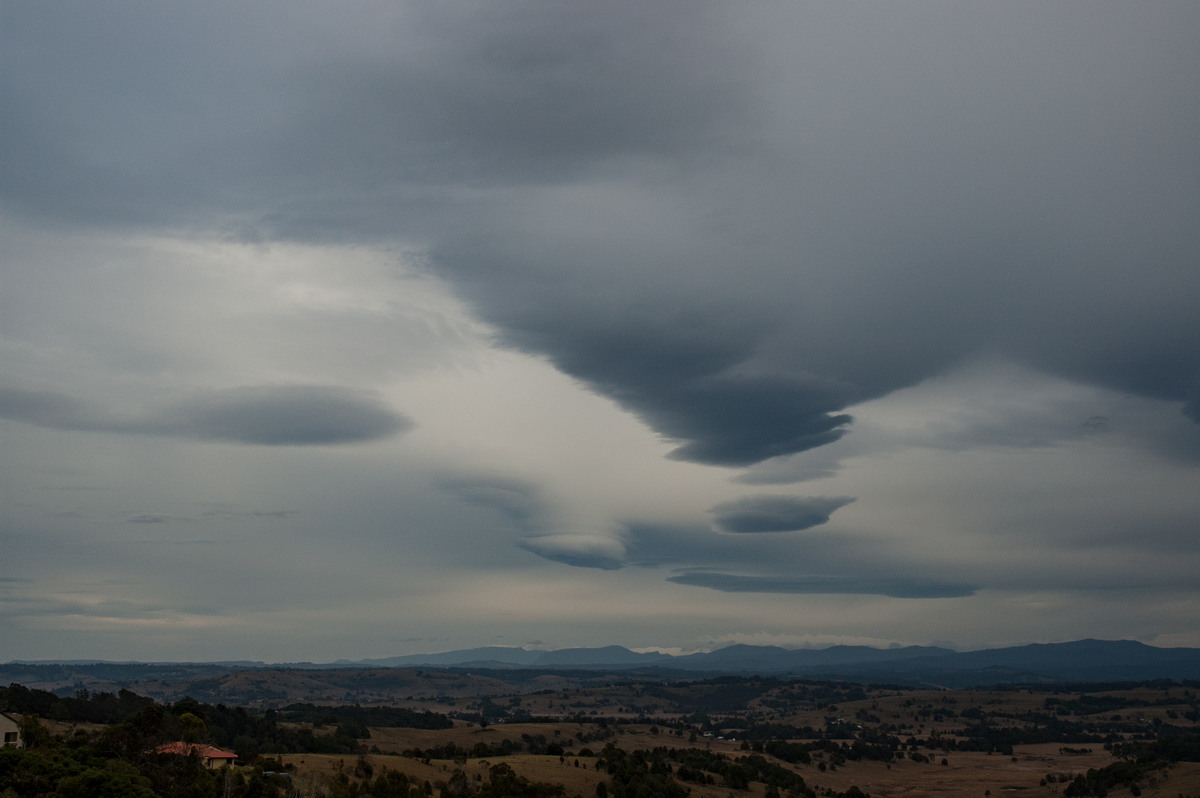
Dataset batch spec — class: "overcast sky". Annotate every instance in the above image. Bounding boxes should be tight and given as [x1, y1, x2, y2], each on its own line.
[3, 1, 1199, 663]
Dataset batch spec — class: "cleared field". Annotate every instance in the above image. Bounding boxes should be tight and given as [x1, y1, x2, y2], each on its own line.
[270, 717, 1200, 798]
[278, 746, 1200, 798]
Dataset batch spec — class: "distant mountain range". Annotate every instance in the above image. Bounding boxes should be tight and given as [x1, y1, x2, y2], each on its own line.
[333, 642, 957, 671]
[9, 639, 1200, 689]
[328, 639, 1200, 686]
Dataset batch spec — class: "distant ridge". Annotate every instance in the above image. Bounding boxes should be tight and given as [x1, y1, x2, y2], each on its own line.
[324, 639, 1200, 685]
[332, 642, 957, 672]
[533, 646, 674, 667]
[7, 639, 1200, 688]
[336, 646, 544, 668]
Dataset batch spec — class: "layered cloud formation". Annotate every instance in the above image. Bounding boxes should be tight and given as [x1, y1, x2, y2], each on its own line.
[710, 496, 857, 534]
[2, 1, 1199, 660]
[0, 385, 409, 445]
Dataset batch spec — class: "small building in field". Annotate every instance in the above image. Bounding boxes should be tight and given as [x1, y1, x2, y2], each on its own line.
[0, 712, 22, 748]
[152, 741, 238, 768]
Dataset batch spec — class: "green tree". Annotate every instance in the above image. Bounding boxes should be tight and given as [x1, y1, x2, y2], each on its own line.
[17, 715, 50, 749]
[56, 759, 157, 798]
[178, 712, 207, 742]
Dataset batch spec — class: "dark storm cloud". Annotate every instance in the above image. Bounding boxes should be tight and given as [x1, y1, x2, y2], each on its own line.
[510, 340, 855, 466]
[0, 0, 757, 233]
[1185, 385, 1200, 425]
[461, 299, 858, 466]
[710, 495, 856, 534]
[668, 570, 977, 600]
[3, 1, 1199, 470]
[409, 3, 1200, 467]
[0, 385, 409, 445]
[274, 3, 760, 191]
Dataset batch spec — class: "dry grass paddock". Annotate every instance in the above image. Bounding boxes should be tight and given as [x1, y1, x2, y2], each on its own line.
[275, 720, 1200, 798]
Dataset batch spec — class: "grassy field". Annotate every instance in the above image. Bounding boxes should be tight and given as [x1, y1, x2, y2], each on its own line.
[273, 714, 1200, 798]
[255, 678, 1200, 797]
[279, 746, 1200, 798]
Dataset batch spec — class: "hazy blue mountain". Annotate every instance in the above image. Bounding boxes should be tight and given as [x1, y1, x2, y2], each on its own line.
[533, 646, 674, 667]
[338, 643, 959, 672]
[338, 646, 544, 667]
[674, 644, 795, 670]
[859, 639, 1200, 684]
[328, 639, 1200, 684]
[9, 640, 1200, 688]
[672, 644, 956, 672]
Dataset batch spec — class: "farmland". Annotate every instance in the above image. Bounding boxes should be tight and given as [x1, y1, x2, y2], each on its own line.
[4, 673, 1200, 797]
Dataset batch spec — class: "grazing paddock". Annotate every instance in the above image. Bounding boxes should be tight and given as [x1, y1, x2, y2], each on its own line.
[275, 720, 1200, 798]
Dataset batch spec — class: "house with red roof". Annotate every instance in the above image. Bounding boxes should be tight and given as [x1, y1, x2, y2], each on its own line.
[152, 741, 238, 768]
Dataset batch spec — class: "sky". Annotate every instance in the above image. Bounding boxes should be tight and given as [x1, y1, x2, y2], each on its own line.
[2, 1, 1199, 663]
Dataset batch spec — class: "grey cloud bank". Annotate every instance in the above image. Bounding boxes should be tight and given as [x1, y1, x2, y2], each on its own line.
[667, 571, 977, 601]
[0, 385, 410, 445]
[2, 1, 1199, 661]
[8, 1, 1197, 464]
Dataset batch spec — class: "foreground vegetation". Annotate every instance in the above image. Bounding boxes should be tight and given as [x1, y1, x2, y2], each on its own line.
[3, 676, 1200, 797]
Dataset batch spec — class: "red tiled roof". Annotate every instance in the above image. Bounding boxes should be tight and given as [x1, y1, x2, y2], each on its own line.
[153, 741, 237, 760]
